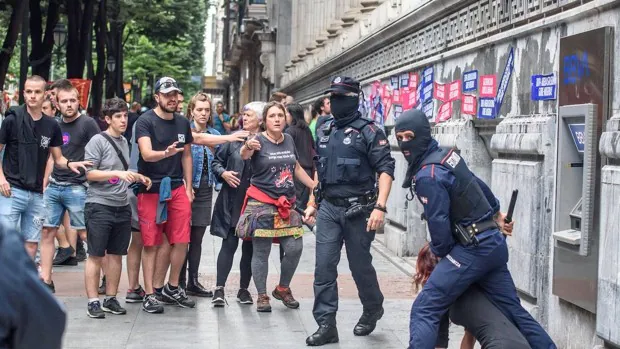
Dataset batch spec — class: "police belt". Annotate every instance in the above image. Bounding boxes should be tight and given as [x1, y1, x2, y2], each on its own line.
[323, 194, 374, 208]
[463, 219, 499, 236]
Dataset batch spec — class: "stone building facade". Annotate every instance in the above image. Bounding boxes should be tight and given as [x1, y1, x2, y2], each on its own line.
[225, 0, 620, 347]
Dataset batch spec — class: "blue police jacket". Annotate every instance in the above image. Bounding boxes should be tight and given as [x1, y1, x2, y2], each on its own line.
[0, 226, 67, 349]
[315, 116, 395, 198]
[413, 140, 500, 257]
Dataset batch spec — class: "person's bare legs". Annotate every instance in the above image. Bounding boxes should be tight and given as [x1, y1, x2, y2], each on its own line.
[168, 243, 189, 287]
[24, 241, 38, 259]
[105, 255, 123, 297]
[153, 235, 171, 289]
[127, 230, 143, 290]
[40, 228, 58, 283]
[85, 255, 103, 299]
[142, 245, 159, 294]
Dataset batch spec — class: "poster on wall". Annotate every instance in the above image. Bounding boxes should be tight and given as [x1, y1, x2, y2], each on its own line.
[437, 102, 453, 122]
[463, 70, 478, 92]
[478, 97, 496, 119]
[531, 73, 557, 100]
[422, 99, 434, 119]
[400, 73, 410, 88]
[461, 94, 477, 115]
[448, 80, 461, 101]
[434, 82, 447, 102]
[392, 88, 401, 103]
[422, 81, 433, 102]
[480, 75, 497, 98]
[495, 47, 515, 114]
[409, 72, 419, 89]
[390, 76, 400, 90]
[422, 66, 434, 86]
[393, 105, 403, 120]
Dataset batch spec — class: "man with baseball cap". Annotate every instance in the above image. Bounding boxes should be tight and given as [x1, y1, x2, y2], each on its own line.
[306, 76, 395, 346]
[133, 76, 195, 313]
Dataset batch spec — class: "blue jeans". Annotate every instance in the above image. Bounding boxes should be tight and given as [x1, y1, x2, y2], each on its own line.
[43, 183, 86, 230]
[0, 187, 46, 242]
[409, 231, 556, 349]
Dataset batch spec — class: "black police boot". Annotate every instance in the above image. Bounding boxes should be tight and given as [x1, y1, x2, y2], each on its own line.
[353, 307, 384, 336]
[306, 324, 339, 346]
[186, 276, 213, 297]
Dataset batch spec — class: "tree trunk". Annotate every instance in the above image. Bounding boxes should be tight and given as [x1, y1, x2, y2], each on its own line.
[78, 0, 95, 77]
[29, 0, 60, 80]
[66, 0, 83, 78]
[0, 1, 28, 90]
[91, 0, 106, 117]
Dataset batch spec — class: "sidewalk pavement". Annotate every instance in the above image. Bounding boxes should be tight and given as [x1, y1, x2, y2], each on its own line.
[55, 228, 471, 348]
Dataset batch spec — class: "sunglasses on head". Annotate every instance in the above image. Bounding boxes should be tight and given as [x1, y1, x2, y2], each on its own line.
[157, 81, 178, 90]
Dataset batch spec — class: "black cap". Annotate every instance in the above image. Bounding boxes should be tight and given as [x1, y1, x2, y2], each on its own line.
[324, 76, 361, 95]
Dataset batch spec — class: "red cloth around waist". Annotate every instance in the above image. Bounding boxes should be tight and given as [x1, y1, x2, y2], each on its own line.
[241, 185, 296, 220]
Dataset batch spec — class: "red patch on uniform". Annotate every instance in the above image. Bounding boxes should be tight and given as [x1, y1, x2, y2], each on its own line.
[420, 196, 428, 204]
[379, 139, 387, 146]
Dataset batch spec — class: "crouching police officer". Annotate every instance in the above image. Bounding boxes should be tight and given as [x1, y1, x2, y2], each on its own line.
[306, 76, 395, 346]
[395, 109, 556, 349]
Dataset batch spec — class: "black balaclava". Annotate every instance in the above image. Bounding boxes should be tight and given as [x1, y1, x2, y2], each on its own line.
[395, 109, 433, 188]
[330, 94, 360, 127]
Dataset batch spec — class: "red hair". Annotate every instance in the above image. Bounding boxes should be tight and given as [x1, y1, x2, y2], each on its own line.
[413, 243, 439, 292]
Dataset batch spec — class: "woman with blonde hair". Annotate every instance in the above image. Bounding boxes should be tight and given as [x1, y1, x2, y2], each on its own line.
[238, 101, 316, 312]
[179, 92, 220, 297]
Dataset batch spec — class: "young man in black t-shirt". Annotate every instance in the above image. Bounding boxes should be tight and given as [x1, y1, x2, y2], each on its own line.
[134, 77, 195, 313]
[40, 85, 100, 291]
[0, 75, 92, 261]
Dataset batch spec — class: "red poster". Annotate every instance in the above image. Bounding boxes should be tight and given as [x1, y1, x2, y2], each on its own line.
[392, 89, 401, 103]
[400, 87, 411, 109]
[68, 78, 92, 109]
[437, 102, 453, 122]
[409, 72, 419, 90]
[448, 80, 461, 101]
[480, 75, 496, 98]
[434, 82, 447, 102]
[372, 80, 381, 96]
[461, 94, 477, 115]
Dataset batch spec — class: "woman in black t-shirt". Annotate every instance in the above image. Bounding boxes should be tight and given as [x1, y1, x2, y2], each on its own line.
[284, 103, 315, 210]
[237, 101, 316, 313]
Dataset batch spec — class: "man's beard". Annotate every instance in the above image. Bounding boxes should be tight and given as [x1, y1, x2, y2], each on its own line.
[159, 100, 177, 113]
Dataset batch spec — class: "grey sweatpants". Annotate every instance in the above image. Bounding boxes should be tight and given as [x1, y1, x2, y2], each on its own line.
[251, 236, 303, 294]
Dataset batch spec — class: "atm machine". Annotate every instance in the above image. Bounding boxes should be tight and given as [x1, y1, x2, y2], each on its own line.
[552, 104, 601, 313]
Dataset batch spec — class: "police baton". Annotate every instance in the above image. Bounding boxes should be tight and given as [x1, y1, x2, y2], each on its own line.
[294, 206, 315, 231]
[504, 189, 518, 224]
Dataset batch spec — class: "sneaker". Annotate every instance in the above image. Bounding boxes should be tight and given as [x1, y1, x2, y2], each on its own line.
[76, 240, 87, 262]
[237, 288, 253, 304]
[52, 246, 75, 265]
[256, 294, 272, 312]
[98, 276, 106, 295]
[162, 283, 196, 308]
[55, 256, 78, 267]
[87, 300, 105, 319]
[212, 287, 226, 307]
[272, 286, 300, 309]
[142, 294, 164, 314]
[43, 280, 55, 294]
[102, 297, 127, 315]
[126, 285, 146, 303]
[154, 288, 175, 305]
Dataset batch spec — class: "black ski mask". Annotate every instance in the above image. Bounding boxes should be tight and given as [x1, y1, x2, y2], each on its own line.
[330, 94, 360, 127]
[395, 109, 433, 188]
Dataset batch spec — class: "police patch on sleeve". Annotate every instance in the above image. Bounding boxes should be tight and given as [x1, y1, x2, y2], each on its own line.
[445, 151, 461, 168]
[378, 139, 387, 146]
[420, 196, 428, 204]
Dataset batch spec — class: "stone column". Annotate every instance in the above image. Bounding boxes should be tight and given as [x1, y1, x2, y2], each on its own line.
[256, 31, 276, 88]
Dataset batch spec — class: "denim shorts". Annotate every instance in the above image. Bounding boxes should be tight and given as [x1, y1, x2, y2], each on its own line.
[0, 187, 46, 242]
[43, 183, 86, 230]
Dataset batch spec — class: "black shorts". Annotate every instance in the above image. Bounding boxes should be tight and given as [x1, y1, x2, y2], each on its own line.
[85, 203, 132, 257]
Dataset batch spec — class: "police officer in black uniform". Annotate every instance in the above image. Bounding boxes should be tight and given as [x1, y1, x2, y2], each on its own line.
[306, 76, 395, 346]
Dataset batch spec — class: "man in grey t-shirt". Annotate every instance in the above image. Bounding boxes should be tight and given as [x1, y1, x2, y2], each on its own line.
[82, 98, 151, 319]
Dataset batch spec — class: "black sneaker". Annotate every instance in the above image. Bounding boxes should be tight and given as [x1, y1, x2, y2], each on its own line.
[126, 285, 146, 303]
[142, 294, 164, 314]
[76, 240, 87, 262]
[154, 288, 175, 305]
[237, 288, 253, 304]
[102, 297, 127, 315]
[43, 280, 55, 294]
[98, 276, 106, 295]
[53, 246, 75, 265]
[212, 287, 226, 307]
[162, 283, 196, 308]
[55, 256, 78, 267]
[87, 300, 105, 319]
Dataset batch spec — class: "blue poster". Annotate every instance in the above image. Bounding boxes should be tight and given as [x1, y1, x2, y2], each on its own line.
[463, 70, 478, 92]
[422, 66, 434, 86]
[422, 82, 433, 102]
[478, 97, 496, 119]
[531, 73, 557, 100]
[568, 123, 585, 153]
[422, 99, 434, 119]
[391, 76, 400, 90]
[495, 47, 514, 114]
[399, 73, 409, 88]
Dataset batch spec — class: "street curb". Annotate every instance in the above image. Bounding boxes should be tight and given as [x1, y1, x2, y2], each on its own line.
[371, 239, 416, 278]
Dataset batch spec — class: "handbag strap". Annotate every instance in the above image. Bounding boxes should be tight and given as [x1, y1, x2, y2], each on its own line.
[99, 132, 129, 171]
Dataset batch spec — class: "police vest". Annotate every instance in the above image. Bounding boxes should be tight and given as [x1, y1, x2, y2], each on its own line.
[315, 118, 375, 189]
[414, 148, 492, 224]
